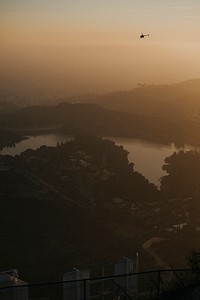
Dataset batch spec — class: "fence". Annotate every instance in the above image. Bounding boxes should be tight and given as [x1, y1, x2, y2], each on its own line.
[0, 268, 198, 300]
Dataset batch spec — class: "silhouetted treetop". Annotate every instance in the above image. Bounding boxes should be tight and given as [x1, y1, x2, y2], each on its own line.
[160, 150, 200, 199]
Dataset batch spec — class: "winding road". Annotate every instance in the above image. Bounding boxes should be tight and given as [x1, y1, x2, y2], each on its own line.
[143, 237, 169, 269]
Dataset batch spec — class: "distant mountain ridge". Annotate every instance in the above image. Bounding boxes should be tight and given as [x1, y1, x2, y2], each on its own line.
[176, 79, 200, 92]
[53, 79, 200, 123]
[1, 79, 200, 108]
[0, 102, 183, 145]
[1, 79, 200, 145]
[93, 79, 200, 121]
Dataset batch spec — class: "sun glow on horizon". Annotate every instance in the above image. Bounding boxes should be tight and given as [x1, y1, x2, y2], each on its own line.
[1, 0, 200, 94]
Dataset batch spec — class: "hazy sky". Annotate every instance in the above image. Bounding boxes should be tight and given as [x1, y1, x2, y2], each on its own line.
[1, 0, 200, 95]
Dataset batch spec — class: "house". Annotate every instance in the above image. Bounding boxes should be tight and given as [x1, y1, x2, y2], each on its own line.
[0, 269, 28, 300]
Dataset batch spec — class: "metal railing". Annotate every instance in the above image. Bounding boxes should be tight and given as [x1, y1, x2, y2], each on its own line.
[0, 268, 199, 300]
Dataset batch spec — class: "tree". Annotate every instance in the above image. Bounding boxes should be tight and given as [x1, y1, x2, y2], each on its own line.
[160, 150, 200, 200]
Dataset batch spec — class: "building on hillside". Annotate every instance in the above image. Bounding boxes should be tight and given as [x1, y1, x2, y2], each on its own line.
[0, 269, 28, 300]
[63, 254, 139, 300]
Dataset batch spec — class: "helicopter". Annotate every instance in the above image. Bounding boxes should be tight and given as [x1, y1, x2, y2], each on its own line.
[140, 33, 149, 38]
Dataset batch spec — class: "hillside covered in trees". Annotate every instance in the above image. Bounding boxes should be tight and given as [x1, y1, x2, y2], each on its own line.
[1, 135, 200, 287]
[0, 136, 161, 282]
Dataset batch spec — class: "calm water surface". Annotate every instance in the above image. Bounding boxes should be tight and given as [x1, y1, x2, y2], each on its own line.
[112, 137, 196, 186]
[0, 134, 196, 186]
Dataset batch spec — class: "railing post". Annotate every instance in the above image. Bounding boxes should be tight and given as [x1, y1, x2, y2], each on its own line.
[157, 270, 161, 297]
[83, 279, 86, 300]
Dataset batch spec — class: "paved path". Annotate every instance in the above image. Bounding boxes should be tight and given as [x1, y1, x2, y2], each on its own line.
[143, 237, 169, 269]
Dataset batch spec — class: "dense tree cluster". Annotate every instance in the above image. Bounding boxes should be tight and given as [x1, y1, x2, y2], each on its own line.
[160, 150, 200, 200]
[0, 135, 162, 283]
[0, 127, 25, 150]
[14, 135, 160, 207]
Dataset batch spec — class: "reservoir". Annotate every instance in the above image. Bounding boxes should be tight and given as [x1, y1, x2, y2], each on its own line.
[0, 134, 196, 186]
